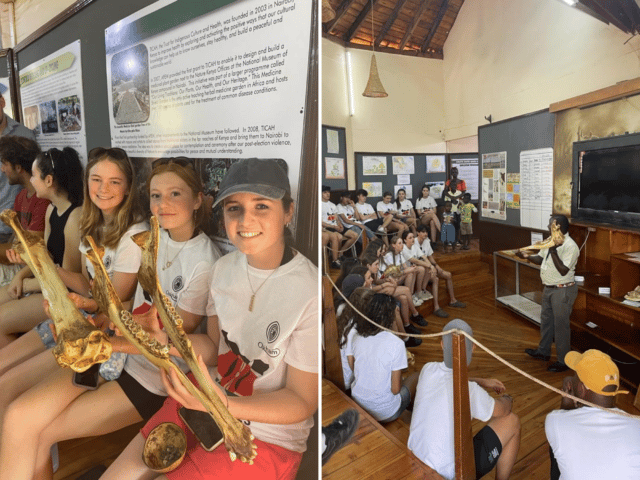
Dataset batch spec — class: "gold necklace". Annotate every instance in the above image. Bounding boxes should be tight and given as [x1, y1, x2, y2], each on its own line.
[162, 233, 188, 271]
[246, 263, 279, 312]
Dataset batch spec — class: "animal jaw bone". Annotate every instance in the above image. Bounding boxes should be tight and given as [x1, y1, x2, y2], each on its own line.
[0, 209, 112, 372]
[519, 220, 565, 252]
[131, 217, 257, 464]
[382, 265, 403, 278]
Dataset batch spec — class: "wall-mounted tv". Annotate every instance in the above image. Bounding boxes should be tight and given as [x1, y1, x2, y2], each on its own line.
[572, 132, 640, 228]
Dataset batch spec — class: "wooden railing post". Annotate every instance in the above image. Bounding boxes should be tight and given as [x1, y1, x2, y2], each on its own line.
[322, 276, 345, 391]
[453, 333, 475, 479]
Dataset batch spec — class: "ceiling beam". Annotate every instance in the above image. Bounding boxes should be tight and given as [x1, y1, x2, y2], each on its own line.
[374, 0, 409, 48]
[581, 0, 632, 33]
[616, 0, 640, 33]
[345, 0, 381, 42]
[323, 0, 357, 34]
[399, 0, 434, 51]
[421, 0, 450, 53]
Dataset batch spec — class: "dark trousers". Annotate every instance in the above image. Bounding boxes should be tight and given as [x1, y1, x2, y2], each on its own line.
[538, 284, 578, 363]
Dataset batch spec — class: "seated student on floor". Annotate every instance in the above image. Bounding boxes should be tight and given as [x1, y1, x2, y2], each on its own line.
[377, 191, 407, 237]
[0, 147, 84, 348]
[382, 235, 426, 309]
[337, 191, 376, 243]
[415, 184, 441, 245]
[322, 185, 358, 269]
[348, 293, 419, 423]
[545, 349, 640, 480]
[394, 188, 418, 235]
[414, 224, 466, 317]
[361, 251, 425, 339]
[408, 319, 520, 480]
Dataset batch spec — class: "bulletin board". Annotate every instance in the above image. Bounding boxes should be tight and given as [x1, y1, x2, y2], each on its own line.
[321, 124, 347, 189]
[477, 109, 555, 228]
[354, 152, 468, 206]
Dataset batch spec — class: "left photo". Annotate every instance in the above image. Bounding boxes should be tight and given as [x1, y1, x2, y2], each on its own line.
[0, 0, 319, 479]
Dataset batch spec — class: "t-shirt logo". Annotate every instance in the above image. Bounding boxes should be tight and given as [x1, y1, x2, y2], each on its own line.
[328, 214, 335, 221]
[172, 276, 184, 292]
[103, 255, 112, 270]
[266, 321, 280, 343]
[218, 330, 270, 396]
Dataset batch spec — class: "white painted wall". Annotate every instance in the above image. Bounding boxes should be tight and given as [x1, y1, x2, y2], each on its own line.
[14, 0, 77, 45]
[443, 0, 640, 140]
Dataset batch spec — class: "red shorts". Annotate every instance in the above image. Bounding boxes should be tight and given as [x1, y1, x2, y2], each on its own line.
[140, 378, 302, 479]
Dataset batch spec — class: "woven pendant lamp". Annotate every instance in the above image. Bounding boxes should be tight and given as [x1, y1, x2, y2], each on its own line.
[322, 0, 336, 23]
[362, 0, 388, 98]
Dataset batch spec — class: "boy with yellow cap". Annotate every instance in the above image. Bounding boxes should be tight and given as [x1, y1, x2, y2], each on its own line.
[545, 349, 640, 479]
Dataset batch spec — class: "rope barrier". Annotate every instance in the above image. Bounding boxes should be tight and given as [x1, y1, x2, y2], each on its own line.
[324, 273, 640, 420]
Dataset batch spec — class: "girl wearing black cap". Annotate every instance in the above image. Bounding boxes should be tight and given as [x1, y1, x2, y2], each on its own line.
[103, 158, 318, 480]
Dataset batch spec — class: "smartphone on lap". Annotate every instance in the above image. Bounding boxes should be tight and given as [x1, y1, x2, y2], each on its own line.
[178, 406, 225, 451]
[72, 363, 100, 390]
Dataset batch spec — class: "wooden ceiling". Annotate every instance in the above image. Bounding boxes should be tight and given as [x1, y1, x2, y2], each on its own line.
[322, 0, 465, 59]
[322, 0, 640, 60]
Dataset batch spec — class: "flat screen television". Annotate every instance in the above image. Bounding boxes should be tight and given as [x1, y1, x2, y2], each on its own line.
[572, 132, 640, 228]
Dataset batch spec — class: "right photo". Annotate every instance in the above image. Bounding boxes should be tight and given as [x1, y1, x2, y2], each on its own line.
[320, 0, 640, 479]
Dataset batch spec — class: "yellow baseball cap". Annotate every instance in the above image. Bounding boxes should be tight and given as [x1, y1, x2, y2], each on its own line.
[564, 350, 629, 396]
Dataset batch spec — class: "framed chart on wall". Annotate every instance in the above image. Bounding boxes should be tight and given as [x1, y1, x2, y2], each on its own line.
[322, 125, 347, 189]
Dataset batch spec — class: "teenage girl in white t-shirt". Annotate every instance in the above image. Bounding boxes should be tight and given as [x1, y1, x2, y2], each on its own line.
[395, 189, 417, 234]
[415, 185, 440, 243]
[0, 158, 218, 479]
[103, 158, 318, 480]
[349, 293, 419, 422]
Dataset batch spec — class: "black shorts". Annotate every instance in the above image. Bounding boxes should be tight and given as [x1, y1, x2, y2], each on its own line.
[324, 227, 339, 233]
[115, 369, 167, 422]
[473, 425, 502, 479]
[364, 218, 384, 230]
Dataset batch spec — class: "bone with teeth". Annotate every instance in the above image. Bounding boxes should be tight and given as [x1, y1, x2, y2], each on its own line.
[519, 220, 565, 252]
[0, 209, 112, 372]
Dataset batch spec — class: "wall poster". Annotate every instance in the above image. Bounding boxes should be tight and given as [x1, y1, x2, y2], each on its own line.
[506, 172, 520, 209]
[520, 148, 553, 230]
[392, 155, 414, 175]
[362, 181, 382, 198]
[451, 157, 479, 201]
[19, 41, 88, 162]
[0, 77, 13, 119]
[324, 157, 344, 179]
[105, 0, 312, 214]
[481, 151, 506, 220]
[362, 156, 387, 175]
[426, 155, 445, 173]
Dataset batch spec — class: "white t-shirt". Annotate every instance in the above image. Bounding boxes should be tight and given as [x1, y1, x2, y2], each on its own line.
[402, 243, 424, 263]
[205, 250, 318, 452]
[376, 201, 397, 217]
[322, 200, 338, 226]
[408, 362, 495, 480]
[379, 250, 404, 275]
[416, 196, 437, 212]
[341, 326, 358, 390]
[336, 203, 361, 224]
[355, 202, 377, 225]
[124, 230, 221, 395]
[350, 331, 407, 421]
[419, 238, 434, 257]
[397, 199, 414, 216]
[546, 407, 640, 480]
[79, 222, 148, 280]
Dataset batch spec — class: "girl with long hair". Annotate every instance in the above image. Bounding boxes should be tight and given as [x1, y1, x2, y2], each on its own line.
[394, 188, 417, 234]
[415, 185, 440, 243]
[0, 147, 84, 347]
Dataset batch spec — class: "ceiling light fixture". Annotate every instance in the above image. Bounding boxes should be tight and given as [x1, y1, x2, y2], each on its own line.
[362, 0, 388, 98]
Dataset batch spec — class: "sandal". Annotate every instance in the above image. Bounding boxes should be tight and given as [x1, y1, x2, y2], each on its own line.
[449, 301, 466, 308]
[433, 308, 449, 318]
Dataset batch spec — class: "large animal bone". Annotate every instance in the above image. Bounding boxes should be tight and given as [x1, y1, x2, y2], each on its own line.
[519, 220, 565, 252]
[0, 210, 111, 372]
[85, 219, 256, 463]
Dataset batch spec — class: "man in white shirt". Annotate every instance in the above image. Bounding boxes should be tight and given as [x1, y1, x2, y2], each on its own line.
[545, 349, 640, 480]
[336, 191, 376, 243]
[408, 319, 521, 480]
[517, 215, 579, 372]
[322, 185, 358, 268]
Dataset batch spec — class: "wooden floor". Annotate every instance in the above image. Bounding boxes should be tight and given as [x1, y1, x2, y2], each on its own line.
[322, 240, 639, 479]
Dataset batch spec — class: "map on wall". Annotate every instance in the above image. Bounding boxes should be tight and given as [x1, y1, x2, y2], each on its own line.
[392, 155, 415, 175]
[426, 155, 446, 173]
[362, 181, 383, 197]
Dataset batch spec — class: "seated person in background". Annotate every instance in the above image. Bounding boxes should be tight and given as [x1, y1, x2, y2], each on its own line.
[355, 189, 391, 244]
[408, 319, 520, 480]
[337, 191, 376, 243]
[377, 191, 407, 236]
[545, 349, 640, 480]
[441, 201, 456, 251]
[458, 193, 477, 250]
[322, 185, 358, 269]
[416, 184, 441, 245]
[415, 225, 465, 315]
[395, 188, 418, 235]
[349, 293, 419, 423]
[382, 235, 426, 310]
[0, 136, 49, 262]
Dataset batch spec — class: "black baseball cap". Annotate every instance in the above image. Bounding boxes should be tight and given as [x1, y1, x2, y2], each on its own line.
[213, 158, 290, 208]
